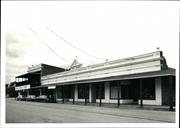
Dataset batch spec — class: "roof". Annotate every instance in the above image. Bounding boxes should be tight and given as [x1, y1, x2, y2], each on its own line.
[16, 72, 40, 78]
[41, 51, 176, 87]
[27, 63, 66, 73]
[16, 63, 66, 78]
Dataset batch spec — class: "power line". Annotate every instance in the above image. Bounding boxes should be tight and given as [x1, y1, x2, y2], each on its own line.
[46, 27, 106, 61]
[28, 27, 69, 65]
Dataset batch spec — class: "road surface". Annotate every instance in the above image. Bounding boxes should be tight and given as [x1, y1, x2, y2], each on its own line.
[6, 98, 175, 123]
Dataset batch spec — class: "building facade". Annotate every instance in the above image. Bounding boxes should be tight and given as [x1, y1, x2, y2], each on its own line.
[15, 64, 65, 101]
[15, 51, 176, 109]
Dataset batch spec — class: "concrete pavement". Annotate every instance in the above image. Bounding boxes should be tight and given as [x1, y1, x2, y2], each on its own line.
[6, 98, 175, 123]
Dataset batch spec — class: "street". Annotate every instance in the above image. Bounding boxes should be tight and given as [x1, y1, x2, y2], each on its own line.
[6, 98, 175, 123]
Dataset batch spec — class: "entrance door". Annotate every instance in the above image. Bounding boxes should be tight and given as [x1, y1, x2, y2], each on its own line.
[131, 79, 139, 104]
[47, 89, 56, 103]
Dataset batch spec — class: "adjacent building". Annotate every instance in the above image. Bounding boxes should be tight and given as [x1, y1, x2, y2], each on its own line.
[15, 64, 65, 101]
[14, 51, 176, 110]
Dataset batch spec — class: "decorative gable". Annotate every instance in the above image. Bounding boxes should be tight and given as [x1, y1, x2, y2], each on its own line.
[70, 59, 82, 70]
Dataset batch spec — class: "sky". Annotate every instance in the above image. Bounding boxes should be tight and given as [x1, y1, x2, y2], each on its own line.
[2, 1, 179, 84]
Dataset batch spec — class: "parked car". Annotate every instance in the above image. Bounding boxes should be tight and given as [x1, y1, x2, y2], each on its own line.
[16, 95, 26, 101]
[26, 95, 36, 101]
[35, 95, 48, 102]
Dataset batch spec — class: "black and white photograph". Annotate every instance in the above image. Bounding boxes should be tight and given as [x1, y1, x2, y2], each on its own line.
[1, 0, 179, 128]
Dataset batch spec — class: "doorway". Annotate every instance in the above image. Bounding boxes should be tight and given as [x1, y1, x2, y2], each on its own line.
[47, 89, 56, 103]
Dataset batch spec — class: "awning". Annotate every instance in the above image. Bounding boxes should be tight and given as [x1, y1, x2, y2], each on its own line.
[42, 67, 175, 87]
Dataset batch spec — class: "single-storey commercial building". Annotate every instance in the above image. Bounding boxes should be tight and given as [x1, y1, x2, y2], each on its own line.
[15, 51, 175, 110]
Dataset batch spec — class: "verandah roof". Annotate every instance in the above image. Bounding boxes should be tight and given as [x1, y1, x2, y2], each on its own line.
[41, 51, 174, 87]
[41, 67, 175, 88]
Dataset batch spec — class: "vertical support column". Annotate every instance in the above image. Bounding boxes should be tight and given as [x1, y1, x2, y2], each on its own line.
[74, 85, 78, 102]
[169, 76, 173, 111]
[117, 81, 120, 107]
[40, 69, 42, 86]
[139, 79, 143, 108]
[84, 85, 87, 105]
[105, 82, 110, 103]
[54, 88, 57, 103]
[155, 77, 162, 105]
[89, 83, 92, 103]
[62, 85, 64, 103]
[73, 85, 75, 104]
[99, 83, 102, 107]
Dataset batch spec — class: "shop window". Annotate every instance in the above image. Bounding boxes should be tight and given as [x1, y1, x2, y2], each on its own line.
[142, 78, 155, 100]
[110, 81, 132, 99]
[121, 80, 132, 99]
[64, 85, 73, 98]
[96, 83, 105, 99]
[78, 84, 89, 99]
[110, 81, 120, 99]
[56, 86, 62, 98]
[121, 85, 131, 99]
[56, 85, 74, 99]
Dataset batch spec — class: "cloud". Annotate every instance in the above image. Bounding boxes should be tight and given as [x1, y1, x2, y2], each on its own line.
[3, 2, 178, 84]
[5, 32, 36, 83]
[6, 32, 23, 58]
[6, 50, 20, 58]
[6, 61, 29, 83]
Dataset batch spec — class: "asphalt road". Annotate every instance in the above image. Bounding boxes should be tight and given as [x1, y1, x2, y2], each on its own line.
[6, 98, 175, 123]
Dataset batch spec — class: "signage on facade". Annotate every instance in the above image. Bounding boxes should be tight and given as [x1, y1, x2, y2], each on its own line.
[15, 85, 30, 91]
[48, 86, 56, 89]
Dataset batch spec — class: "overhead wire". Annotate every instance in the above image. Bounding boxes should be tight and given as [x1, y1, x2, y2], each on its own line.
[28, 27, 70, 67]
[46, 27, 107, 61]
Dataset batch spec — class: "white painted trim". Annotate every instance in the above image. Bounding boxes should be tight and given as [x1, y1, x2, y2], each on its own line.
[104, 82, 110, 101]
[89, 83, 92, 102]
[96, 99, 134, 104]
[42, 51, 162, 86]
[74, 85, 78, 101]
[48, 86, 56, 89]
[15, 84, 30, 91]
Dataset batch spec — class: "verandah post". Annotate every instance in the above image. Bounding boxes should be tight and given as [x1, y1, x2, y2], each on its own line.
[169, 76, 174, 111]
[117, 81, 120, 107]
[73, 85, 75, 104]
[62, 85, 64, 103]
[99, 83, 102, 107]
[139, 79, 143, 108]
[84, 84, 87, 105]
[54, 88, 57, 103]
